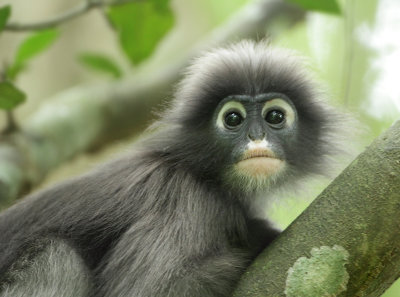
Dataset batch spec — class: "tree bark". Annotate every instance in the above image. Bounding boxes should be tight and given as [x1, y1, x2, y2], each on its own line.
[233, 120, 400, 297]
[0, 0, 304, 203]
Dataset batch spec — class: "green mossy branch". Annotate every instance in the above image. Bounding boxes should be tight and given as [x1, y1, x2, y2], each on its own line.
[233, 120, 400, 297]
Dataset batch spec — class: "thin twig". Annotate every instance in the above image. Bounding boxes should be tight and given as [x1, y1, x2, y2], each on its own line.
[2, 111, 19, 134]
[0, 67, 20, 134]
[3, 0, 140, 32]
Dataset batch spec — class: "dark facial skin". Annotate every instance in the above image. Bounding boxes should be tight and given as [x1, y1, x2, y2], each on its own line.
[213, 93, 298, 168]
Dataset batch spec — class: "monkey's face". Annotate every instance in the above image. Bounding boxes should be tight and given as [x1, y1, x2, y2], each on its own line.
[212, 92, 299, 190]
[166, 42, 341, 194]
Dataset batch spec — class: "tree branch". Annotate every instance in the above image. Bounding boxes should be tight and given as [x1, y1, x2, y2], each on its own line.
[4, 0, 140, 32]
[233, 120, 400, 297]
[0, 0, 304, 203]
[2, 111, 19, 134]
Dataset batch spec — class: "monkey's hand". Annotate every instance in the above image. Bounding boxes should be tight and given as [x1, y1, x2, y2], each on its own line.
[247, 218, 281, 258]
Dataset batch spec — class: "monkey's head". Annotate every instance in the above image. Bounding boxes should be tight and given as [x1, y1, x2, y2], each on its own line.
[159, 41, 344, 196]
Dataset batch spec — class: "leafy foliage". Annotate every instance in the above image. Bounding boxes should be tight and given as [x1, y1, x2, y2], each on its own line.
[0, 5, 11, 33]
[107, 0, 174, 65]
[0, 81, 26, 110]
[15, 29, 59, 64]
[286, 0, 341, 14]
[7, 29, 59, 80]
[79, 53, 123, 78]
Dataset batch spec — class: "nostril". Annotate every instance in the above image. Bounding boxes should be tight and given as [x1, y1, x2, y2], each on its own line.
[248, 132, 265, 141]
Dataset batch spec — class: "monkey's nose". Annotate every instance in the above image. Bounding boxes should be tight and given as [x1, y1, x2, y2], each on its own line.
[247, 131, 266, 141]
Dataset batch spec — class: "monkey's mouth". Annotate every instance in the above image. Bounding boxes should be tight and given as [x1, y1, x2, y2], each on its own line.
[241, 148, 277, 161]
[236, 149, 284, 177]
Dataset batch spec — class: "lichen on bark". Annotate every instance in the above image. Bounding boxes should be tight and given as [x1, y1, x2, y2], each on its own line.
[285, 245, 349, 297]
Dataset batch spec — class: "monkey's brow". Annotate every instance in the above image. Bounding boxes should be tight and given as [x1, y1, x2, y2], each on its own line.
[225, 92, 289, 103]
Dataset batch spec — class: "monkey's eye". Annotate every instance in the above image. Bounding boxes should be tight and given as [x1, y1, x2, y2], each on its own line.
[216, 101, 246, 131]
[262, 98, 295, 128]
[224, 112, 243, 128]
[265, 110, 285, 125]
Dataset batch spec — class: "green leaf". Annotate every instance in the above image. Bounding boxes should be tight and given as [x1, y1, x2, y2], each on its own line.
[286, 0, 341, 14]
[152, 0, 170, 11]
[0, 82, 26, 110]
[0, 6, 11, 33]
[6, 64, 25, 81]
[15, 29, 59, 65]
[8, 29, 59, 80]
[78, 53, 123, 78]
[107, 0, 174, 65]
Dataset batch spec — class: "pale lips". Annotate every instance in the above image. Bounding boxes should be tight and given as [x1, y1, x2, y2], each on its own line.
[236, 149, 284, 177]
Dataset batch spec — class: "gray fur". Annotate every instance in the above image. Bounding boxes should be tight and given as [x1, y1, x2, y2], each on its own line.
[0, 41, 343, 296]
[0, 239, 91, 297]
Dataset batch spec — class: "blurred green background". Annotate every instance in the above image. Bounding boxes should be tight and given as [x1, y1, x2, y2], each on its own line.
[0, 0, 399, 295]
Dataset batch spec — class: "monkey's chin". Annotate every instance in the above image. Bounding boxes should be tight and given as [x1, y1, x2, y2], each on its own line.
[235, 157, 284, 178]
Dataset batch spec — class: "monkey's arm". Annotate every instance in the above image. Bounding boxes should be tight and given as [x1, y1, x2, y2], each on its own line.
[94, 202, 281, 297]
[95, 223, 251, 297]
[96, 222, 281, 297]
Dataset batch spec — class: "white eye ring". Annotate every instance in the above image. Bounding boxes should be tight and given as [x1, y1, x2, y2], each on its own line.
[216, 101, 246, 130]
[262, 98, 295, 127]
